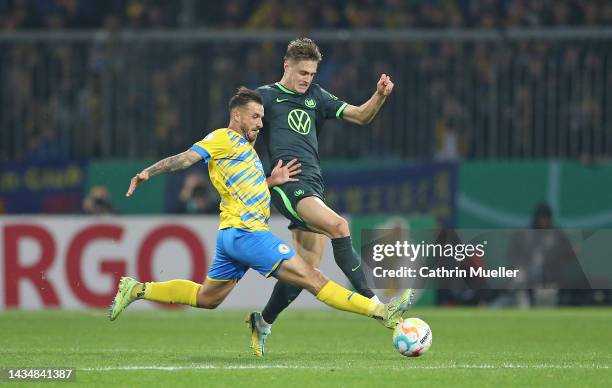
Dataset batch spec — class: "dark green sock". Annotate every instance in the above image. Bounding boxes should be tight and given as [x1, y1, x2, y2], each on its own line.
[261, 281, 303, 324]
[331, 236, 375, 298]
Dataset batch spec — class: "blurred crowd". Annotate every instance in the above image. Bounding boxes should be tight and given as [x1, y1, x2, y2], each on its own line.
[2, 0, 612, 30]
[0, 1, 610, 162]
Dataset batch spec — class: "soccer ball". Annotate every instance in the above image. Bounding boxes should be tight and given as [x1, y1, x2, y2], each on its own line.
[392, 318, 432, 357]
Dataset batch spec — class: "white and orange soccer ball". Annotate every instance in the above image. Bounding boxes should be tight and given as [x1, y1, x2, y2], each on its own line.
[392, 318, 432, 357]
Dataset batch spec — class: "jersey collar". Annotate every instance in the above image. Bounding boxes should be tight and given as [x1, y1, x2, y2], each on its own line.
[275, 82, 301, 95]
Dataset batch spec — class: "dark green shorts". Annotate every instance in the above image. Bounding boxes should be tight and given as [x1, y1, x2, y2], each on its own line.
[270, 181, 325, 231]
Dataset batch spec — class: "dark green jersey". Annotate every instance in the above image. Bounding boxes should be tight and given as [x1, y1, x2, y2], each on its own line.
[256, 82, 348, 186]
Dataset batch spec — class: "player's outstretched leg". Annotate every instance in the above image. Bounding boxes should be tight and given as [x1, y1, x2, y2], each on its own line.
[256, 227, 379, 336]
[108, 277, 202, 321]
[109, 277, 235, 321]
[274, 254, 412, 328]
[315, 280, 413, 329]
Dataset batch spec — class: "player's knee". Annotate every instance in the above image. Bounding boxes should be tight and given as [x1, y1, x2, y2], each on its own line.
[326, 217, 350, 238]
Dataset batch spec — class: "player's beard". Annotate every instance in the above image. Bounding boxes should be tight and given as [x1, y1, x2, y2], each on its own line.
[241, 125, 259, 143]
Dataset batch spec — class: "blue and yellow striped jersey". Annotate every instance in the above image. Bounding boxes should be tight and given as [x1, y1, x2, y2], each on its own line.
[191, 128, 270, 231]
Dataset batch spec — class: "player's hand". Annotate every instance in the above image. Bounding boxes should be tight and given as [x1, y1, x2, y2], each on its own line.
[376, 74, 394, 97]
[126, 171, 150, 197]
[268, 159, 301, 187]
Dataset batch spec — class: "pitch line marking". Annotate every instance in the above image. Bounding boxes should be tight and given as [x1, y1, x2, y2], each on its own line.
[80, 363, 609, 372]
[81, 365, 328, 371]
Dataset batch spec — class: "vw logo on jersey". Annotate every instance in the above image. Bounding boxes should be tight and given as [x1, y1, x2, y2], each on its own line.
[287, 109, 311, 135]
[305, 98, 316, 108]
[278, 244, 290, 254]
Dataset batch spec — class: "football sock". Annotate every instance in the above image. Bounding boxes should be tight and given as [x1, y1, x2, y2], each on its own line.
[315, 280, 385, 319]
[137, 280, 201, 307]
[261, 281, 303, 324]
[331, 236, 375, 298]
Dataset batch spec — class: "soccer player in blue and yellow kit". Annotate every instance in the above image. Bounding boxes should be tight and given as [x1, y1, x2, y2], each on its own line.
[108, 88, 412, 355]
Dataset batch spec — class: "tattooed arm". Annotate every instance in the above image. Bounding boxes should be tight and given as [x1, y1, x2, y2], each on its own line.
[126, 150, 202, 197]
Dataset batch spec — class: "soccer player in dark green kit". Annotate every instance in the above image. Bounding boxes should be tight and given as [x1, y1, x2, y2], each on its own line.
[246, 38, 401, 356]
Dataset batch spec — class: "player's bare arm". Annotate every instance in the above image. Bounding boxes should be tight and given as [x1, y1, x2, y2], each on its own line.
[126, 149, 202, 197]
[266, 158, 302, 188]
[342, 74, 394, 125]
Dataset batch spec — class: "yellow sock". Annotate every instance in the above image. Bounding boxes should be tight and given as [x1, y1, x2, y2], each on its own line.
[140, 280, 201, 307]
[316, 280, 385, 319]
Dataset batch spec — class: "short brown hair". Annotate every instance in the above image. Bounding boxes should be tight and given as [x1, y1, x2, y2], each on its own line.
[228, 86, 263, 111]
[284, 37, 322, 62]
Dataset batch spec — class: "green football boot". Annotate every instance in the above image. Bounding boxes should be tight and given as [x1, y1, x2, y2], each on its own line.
[108, 277, 140, 321]
[382, 289, 414, 329]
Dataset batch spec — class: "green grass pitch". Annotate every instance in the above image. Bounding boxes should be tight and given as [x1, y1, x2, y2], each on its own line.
[1, 308, 610, 387]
